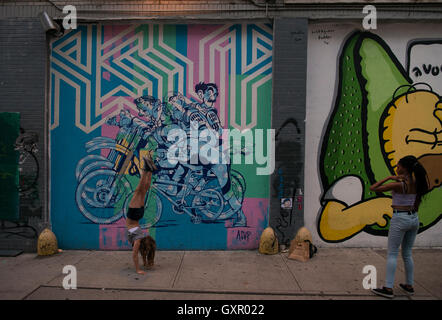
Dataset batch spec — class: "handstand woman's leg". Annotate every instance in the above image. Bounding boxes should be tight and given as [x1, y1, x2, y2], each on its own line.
[129, 170, 152, 208]
[129, 153, 157, 208]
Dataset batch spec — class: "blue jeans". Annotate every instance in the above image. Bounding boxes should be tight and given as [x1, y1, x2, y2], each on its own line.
[385, 211, 420, 288]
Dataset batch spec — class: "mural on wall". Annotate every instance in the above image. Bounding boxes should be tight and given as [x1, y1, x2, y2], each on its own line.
[50, 24, 273, 250]
[318, 31, 442, 243]
[75, 83, 248, 228]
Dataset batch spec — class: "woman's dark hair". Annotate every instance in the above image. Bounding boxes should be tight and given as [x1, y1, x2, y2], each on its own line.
[398, 155, 429, 209]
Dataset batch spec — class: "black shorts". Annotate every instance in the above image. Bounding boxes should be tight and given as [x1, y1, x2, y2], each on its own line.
[127, 207, 144, 221]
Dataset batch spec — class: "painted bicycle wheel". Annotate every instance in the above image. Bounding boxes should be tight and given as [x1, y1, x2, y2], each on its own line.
[75, 168, 131, 224]
[75, 154, 112, 182]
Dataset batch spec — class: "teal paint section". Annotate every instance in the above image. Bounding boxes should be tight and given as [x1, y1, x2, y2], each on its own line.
[50, 82, 100, 249]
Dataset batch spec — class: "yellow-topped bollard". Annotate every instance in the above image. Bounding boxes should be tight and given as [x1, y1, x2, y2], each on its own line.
[37, 228, 58, 256]
[288, 227, 314, 261]
[258, 227, 279, 255]
[294, 226, 312, 244]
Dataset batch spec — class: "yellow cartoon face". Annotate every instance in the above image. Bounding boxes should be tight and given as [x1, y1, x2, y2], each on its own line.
[381, 89, 442, 189]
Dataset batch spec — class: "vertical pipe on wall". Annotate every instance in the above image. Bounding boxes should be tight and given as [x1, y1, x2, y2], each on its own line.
[44, 33, 51, 229]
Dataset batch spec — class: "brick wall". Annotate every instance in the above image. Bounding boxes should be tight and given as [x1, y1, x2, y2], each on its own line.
[0, 18, 47, 251]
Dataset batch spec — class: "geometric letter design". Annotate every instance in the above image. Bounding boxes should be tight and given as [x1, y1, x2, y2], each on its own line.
[50, 24, 273, 133]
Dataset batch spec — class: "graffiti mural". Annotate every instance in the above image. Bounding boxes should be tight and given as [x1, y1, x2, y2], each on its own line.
[75, 83, 247, 228]
[317, 31, 442, 243]
[50, 24, 272, 250]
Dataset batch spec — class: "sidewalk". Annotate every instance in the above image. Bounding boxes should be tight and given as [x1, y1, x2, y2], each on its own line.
[0, 248, 440, 300]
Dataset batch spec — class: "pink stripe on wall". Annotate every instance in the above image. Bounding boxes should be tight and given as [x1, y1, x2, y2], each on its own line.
[226, 198, 269, 250]
[99, 218, 154, 250]
[186, 24, 232, 128]
[187, 24, 223, 86]
[102, 25, 137, 62]
[99, 218, 132, 250]
[103, 25, 131, 43]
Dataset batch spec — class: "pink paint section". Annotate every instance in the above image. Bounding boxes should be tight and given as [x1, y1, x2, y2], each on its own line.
[99, 218, 131, 250]
[100, 96, 138, 142]
[226, 198, 269, 250]
[201, 28, 232, 82]
[186, 24, 232, 127]
[99, 217, 154, 250]
[102, 25, 137, 62]
[103, 25, 131, 43]
[102, 71, 110, 81]
[187, 24, 223, 87]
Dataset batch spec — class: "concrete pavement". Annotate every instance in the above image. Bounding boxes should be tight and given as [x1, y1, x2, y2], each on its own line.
[0, 248, 440, 300]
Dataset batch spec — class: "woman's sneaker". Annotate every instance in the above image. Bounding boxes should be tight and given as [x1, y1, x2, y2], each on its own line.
[371, 287, 394, 299]
[399, 284, 414, 296]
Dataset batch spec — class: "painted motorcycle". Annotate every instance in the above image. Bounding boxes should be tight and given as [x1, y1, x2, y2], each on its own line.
[75, 105, 247, 228]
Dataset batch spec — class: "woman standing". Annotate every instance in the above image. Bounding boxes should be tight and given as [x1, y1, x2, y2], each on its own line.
[369, 155, 429, 299]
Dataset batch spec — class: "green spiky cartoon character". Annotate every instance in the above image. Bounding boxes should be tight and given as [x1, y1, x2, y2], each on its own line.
[318, 31, 442, 243]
